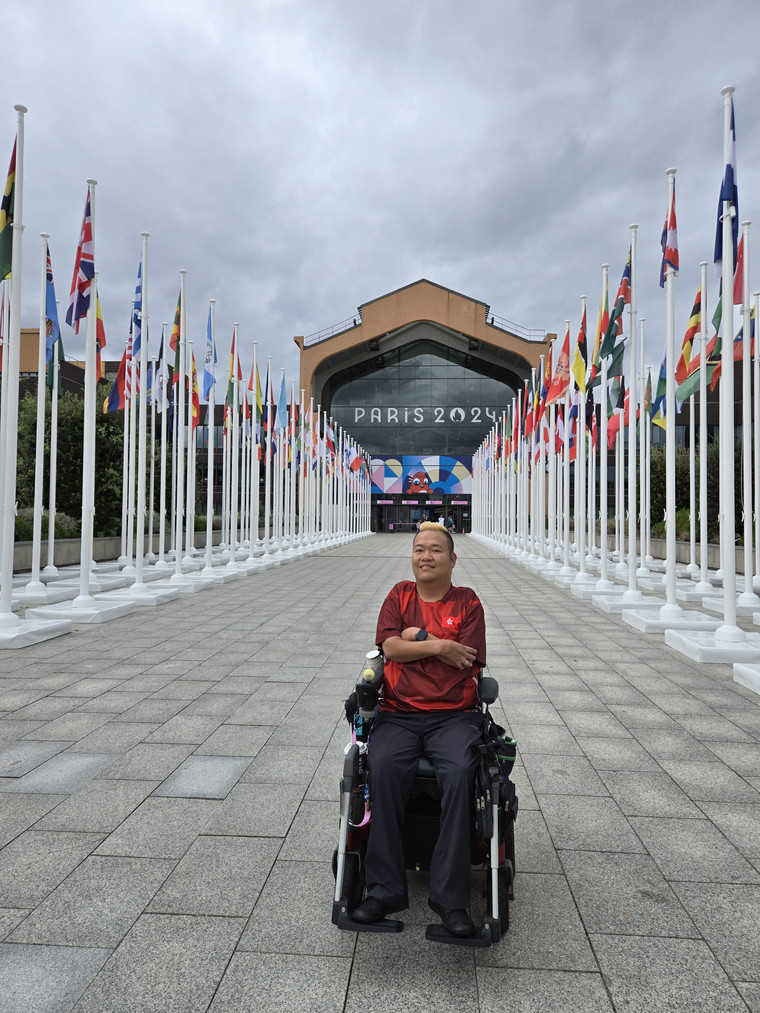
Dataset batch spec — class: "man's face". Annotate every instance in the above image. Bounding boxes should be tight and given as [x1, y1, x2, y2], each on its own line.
[411, 530, 456, 585]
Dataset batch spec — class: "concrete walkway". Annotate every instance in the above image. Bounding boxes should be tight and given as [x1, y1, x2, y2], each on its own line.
[1, 534, 759, 1012]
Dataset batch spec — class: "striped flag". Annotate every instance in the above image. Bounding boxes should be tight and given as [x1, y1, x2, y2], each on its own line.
[714, 94, 738, 273]
[660, 180, 679, 287]
[675, 286, 701, 386]
[203, 305, 216, 401]
[44, 241, 64, 387]
[66, 190, 95, 331]
[600, 248, 631, 360]
[0, 137, 16, 280]
[571, 304, 587, 395]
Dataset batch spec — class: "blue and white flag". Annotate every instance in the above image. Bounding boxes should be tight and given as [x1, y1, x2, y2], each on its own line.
[714, 95, 739, 272]
[203, 306, 217, 401]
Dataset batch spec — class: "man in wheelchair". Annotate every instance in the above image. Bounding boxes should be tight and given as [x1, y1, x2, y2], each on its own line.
[348, 521, 488, 938]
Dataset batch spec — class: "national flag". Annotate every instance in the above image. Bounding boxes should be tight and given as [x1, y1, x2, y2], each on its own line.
[203, 306, 216, 401]
[714, 94, 739, 273]
[589, 279, 609, 382]
[675, 286, 701, 386]
[169, 289, 181, 383]
[535, 355, 551, 428]
[44, 241, 65, 387]
[733, 232, 744, 306]
[0, 138, 16, 280]
[275, 373, 288, 429]
[132, 260, 143, 360]
[599, 248, 631, 360]
[95, 287, 107, 378]
[660, 179, 679, 287]
[571, 305, 587, 394]
[66, 190, 95, 331]
[155, 328, 167, 413]
[124, 322, 133, 401]
[546, 325, 571, 406]
[325, 419, 336, 457]
[226, 330, 242, 407]
[190, 352, 200, 429]
[103, 346, 128, 413]
[650, 345, 667, 421]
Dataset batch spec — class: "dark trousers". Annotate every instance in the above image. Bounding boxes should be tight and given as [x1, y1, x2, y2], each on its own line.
[364, 709, 482, 912]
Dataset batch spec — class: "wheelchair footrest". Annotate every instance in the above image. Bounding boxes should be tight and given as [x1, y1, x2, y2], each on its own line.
[425, 923, 492, 947]
[334, 903, 404, 933]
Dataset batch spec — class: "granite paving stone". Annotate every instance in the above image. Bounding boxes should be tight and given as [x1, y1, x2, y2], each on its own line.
[152, 755, 253, 799]
[93, 797, 220, 858]
[672, 881, 760, 980]
[658, 759, 760, 803]
[629, 817, 760, 883]
[0, 942, 111, 1013]
[70, 914, 244, 1013]
[698, 801, 760, 858]
[560, 850, 699, 937]
[539, 795, 645, 852]
[202, 781, 305, 837]
[590, 934, 748, 1012]
[0, 740, 74, 777]
[193, 723, 274, 756]
[0, 908, 31, 941]
[0, 793, 65, 847]
[34, 779, 159, 832]
[144, 714, 226, 744]
[95, 742, 195, 781]
[597, 769, 703, 818]
[147, 835, 279, 916]
[8, 855, 175, 947]
[1, 753, 118, 794]
[520, 753, 609, 796]
[0, 831, 105, 908]
[208, 952, 352, 1013]
[477, 968, 614, 1013]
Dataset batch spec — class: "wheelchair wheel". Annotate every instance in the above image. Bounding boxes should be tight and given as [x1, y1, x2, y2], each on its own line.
[332, 849, 365, 912]
[486, 864, 510, 935]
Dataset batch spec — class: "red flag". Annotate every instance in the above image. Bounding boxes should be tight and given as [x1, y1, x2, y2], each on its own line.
[546, 326, 571, 406]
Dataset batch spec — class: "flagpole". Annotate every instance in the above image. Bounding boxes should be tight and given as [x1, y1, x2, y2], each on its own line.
[226, 325, 241, 568]
[155, 323, 170, 570]
[184, 343, 196, 563]
[737, 221, 759, 606]
[754, 289, 760, 587]
[147, 354, 157, 561]
[694, 268, 712, 593]
[123, 324, 137, 574]
[261, 358, 274, 563]
[661, 168, 683, 620]
[0, 107, 27, 629]
[625, 224, 642, 601]
[170, 270, 188, 585]
[596, 351, 612, 591]
[637, 321, 650, 577]
[25, 232, 51, 593]
[575, 296, 590, 584]
[43, 330, 60, 575]
[716, 86, 743, 641]
[73, 181, 99, 607]
[560, 334, 573, 576]
[132, 232, 150, 593]
[203, 301, 216, 574]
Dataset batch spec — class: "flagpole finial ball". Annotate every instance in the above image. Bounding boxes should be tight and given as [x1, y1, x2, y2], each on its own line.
[630, 223, 638, 231]
[40, 232, 49, 240]
[87, 178, 97, 186]
[602, 263, 609, 270]
[14, 104, 28, 113]
[666, 167, 677, 176]
[141, 231, 150, 238]
[741, 220, 751, 228]
[721, 85, 735, 97]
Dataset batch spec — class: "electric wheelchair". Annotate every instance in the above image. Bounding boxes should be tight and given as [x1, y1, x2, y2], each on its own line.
[332, 663, 518, 947]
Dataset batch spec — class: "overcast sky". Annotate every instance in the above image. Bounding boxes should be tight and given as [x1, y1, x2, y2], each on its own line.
[4, 0, 760, 393]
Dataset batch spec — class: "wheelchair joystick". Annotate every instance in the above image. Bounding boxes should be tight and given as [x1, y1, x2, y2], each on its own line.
[354, 649, 384, 742]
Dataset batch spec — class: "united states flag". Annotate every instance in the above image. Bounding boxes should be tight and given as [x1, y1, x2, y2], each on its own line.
[66, 191, 94, 331]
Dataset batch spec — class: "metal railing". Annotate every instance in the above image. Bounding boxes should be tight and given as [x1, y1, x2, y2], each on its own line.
[486, 313, 546, 342]
[303, 314, 362, 346]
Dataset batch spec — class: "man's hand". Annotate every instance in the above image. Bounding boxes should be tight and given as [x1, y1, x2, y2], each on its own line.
[434, 638, 478, 670]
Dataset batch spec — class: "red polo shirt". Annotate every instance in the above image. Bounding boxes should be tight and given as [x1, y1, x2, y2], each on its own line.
[375, 581, 486, 713]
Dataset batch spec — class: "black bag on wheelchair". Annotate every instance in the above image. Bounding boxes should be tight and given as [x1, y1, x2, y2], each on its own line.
[473, 712, 518, 841]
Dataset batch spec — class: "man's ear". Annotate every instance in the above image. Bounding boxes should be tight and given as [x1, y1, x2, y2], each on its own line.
[450, 553, 457, 567]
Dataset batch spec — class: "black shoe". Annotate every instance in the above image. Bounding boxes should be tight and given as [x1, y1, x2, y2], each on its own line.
[351, 897, 394, 924]
[428, 900, 475, 937]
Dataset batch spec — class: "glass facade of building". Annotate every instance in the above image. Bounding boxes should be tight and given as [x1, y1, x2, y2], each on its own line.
[324, 339, 519, 457]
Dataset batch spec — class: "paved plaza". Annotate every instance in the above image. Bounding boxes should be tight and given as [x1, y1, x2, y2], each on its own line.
[1, 534, 760, 1012]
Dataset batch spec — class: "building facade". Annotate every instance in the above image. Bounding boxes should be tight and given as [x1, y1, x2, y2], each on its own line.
[296, 279, 552, 532]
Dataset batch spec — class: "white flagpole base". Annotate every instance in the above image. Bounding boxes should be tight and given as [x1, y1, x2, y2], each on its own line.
[95, 585, 182, 607]
[41, 564, 59, 577]
[665, 628, 760, 663]
[0, 617, 72, 648]
[55, 574, 129, 593]
[26, 598, 136, 623]
[592, 594, 664, 614]
[15, 584, 78, 607]
[733, 663, 760, 695]
[622, 608, 721, 634]
[701, 596, 760, 618]
[198, 567, 240, 582]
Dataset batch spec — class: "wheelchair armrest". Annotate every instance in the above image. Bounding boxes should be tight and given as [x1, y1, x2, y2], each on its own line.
[479, 676, 499, 705]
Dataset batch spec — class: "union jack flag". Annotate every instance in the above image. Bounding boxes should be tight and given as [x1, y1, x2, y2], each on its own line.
[66, 191, 94, 331]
